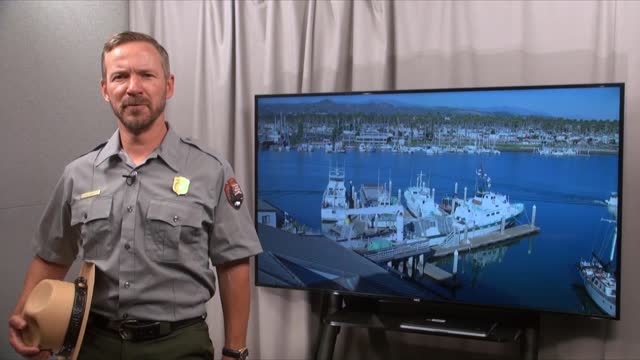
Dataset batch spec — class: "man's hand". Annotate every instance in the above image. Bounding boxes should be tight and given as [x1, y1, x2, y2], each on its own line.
[9, 256, 70, 359]
[8, 314, 51, 360]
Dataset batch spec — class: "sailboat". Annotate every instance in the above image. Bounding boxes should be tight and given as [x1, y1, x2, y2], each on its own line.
[577, 219, 617, 317]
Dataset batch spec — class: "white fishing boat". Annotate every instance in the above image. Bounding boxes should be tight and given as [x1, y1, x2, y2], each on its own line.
[404, 171, 442, 218]
[448, 167, 525, 237]
[578, 221, 617, 317]
[321, 167, 348, 224]
[320, 168, 404, 248]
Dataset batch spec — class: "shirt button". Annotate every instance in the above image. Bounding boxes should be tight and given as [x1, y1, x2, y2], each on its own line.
[83, 213, 88, 220]
[124, 281, 130, 288]
[173, 215, 179, 223]
[127, 206, 134, 213]
[124, 243, 130, 250]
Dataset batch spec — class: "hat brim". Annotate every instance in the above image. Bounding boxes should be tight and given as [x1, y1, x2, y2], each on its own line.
[70, 262, 95, 360]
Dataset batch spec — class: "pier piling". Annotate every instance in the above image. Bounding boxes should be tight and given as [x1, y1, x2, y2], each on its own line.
[531, 205, 537, 226]
[453, 249, 459, 274]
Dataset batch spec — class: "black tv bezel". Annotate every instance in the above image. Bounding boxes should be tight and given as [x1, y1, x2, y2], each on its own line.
[253, 82, 624, 321]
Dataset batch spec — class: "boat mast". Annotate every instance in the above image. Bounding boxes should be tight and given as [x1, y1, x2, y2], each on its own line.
[610, 226, 617, 263]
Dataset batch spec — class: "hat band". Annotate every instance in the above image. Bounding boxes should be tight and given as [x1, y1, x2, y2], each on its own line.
[57, 276, 88, 357]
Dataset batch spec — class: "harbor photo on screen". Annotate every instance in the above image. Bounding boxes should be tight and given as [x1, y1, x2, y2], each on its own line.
[254, 84, 622, 319]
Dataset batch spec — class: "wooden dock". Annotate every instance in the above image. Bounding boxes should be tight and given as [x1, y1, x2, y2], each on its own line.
[423, 262, 454, 281]
[431, 224, 540, 258]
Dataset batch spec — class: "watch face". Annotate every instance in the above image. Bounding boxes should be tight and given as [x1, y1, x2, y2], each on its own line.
[239, 348, 249, 360]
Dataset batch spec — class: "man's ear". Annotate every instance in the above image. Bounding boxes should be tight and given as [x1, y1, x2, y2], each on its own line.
[100, 79, 110, 102]
[165, 74, 175, 100]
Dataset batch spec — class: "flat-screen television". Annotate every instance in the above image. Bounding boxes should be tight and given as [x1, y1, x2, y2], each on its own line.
[254, 83, 623, 320]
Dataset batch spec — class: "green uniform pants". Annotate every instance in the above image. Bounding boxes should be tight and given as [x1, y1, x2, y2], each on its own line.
[77, 319, 214, 360]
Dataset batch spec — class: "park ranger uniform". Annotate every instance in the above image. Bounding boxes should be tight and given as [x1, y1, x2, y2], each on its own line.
[32, 123, 262, 359]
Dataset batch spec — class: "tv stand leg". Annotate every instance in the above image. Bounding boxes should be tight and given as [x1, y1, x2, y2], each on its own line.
[521, 326, 538, 360]
[316, 321, 340, 360]
[368, 328, 391, 359]
[315, 293, 343, 360]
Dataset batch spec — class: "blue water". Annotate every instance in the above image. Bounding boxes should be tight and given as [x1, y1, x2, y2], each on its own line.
[258, 150, 619, 316]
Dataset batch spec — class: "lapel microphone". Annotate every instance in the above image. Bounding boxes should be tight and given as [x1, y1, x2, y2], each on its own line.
[123, 171, 138, 186]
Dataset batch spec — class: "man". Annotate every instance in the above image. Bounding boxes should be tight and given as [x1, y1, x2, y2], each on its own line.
[8, 31, 262, 360]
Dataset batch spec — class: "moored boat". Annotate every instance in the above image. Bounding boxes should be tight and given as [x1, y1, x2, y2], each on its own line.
[578, 221, 617, 317]
[404, 171, 442, 218]
[321, 167, 348, 224]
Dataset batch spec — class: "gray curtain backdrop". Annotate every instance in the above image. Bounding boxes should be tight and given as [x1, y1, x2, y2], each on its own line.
[0, 2, 128, 360]
[131, 1, 640, 359]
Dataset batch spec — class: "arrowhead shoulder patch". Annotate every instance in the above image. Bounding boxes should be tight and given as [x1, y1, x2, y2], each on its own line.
[224, 178, 244, 209]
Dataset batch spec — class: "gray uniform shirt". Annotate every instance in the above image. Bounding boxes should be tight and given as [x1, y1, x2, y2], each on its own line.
[33, 125, 262, 321]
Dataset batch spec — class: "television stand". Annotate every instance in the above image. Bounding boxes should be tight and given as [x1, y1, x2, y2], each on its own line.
[315, 293, 539, 360]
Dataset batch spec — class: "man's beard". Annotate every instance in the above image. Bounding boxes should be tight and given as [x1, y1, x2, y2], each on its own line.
[111, 96, 166, 135]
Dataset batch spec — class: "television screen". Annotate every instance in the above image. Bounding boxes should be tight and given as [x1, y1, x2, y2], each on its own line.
[254, 84, 623, 320]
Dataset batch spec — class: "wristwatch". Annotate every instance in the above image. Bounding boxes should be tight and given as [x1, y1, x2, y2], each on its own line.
[222, 347, 249, 360]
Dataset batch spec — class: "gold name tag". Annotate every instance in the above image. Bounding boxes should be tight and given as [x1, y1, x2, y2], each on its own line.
[80, 189, 101, 199]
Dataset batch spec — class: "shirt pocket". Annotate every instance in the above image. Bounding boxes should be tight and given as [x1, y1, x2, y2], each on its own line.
[70, 196, 113, 260]
[145, 200, 206, 263]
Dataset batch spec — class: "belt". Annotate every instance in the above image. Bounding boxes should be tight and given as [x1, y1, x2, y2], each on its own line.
[88, 312, 206, 341]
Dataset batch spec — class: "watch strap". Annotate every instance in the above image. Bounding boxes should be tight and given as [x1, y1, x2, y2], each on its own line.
[222, 347, 248, 359]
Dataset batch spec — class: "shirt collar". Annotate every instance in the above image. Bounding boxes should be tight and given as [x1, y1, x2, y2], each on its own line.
[94, 129, 122, 166]
[94, 123, 182, 172]
[155, 124, 181, 172]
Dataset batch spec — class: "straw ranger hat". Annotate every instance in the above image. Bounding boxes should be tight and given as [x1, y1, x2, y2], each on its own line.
[21, 262, 95, 360]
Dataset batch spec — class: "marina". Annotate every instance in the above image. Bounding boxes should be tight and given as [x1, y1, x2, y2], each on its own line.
[257, 149, 619, 316]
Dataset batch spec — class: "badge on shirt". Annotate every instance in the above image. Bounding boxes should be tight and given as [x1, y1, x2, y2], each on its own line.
[172, 176, 190, 196]
[80, 189, 101, 199]
[224, 178, 244, 209]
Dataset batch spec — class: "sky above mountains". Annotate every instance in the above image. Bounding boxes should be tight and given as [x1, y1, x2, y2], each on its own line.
[259, 85, 622, 121]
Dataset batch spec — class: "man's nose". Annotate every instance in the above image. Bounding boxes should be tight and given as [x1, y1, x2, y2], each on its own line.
[126, 75, 143, 94]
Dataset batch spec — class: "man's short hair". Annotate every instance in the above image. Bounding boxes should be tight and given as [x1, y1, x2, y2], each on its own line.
[101, 31, 170, 80]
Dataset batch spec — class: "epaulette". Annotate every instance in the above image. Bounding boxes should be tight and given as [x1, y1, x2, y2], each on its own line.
[73, 141, 107, 160]
[91, 142, 108, 152]
[181, 137, 224, 166]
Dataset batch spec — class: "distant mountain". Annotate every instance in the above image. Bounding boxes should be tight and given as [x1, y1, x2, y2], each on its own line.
[257, 99, 548, 118]
[464, 106, 552, 118]
[259, 100, 407, 116]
